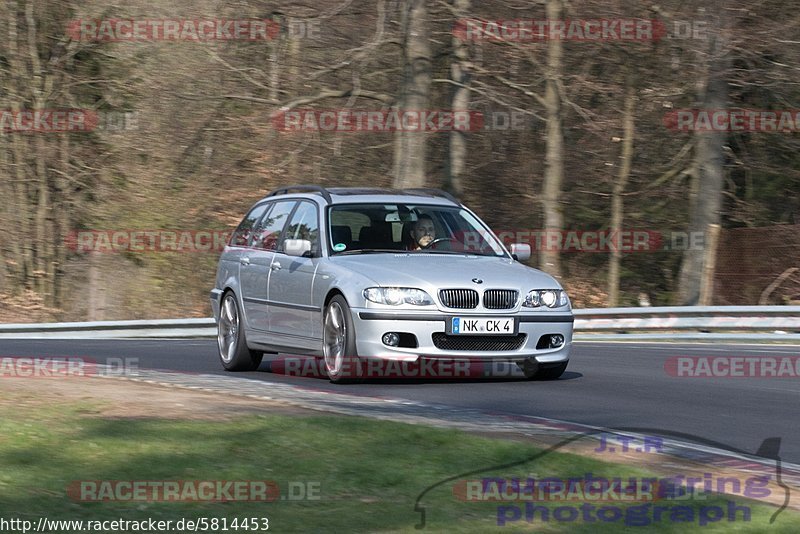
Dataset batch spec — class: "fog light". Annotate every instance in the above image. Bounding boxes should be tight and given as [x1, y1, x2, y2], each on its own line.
[550, 334, 564, 348]
[382, 333, 400, 347]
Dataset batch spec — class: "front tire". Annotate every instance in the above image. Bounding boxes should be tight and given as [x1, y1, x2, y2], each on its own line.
[323, 295, 361, 383]
[218, 292, 263, 371]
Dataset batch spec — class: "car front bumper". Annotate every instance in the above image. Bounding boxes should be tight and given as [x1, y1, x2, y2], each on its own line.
[350, 308, 573, 364]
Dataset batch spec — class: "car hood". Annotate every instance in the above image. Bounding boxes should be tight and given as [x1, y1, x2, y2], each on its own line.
[332, 253, 561, 291]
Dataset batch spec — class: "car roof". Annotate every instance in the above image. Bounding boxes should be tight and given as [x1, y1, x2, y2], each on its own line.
[262, 185, 461, 207]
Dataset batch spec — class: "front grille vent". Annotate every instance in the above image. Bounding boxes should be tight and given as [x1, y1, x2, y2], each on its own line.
[432, 333, 527, 351]
[483, 289, 518, 309]
[439, 289, 479, 309]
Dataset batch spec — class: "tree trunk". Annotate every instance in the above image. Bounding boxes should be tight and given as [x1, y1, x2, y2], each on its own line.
[87, 251, 103, 321]
[54, 132, 71, 309]
[10, 134, 34, 289]
[269, 14, 285, 103]
[447, 0, 470, 197]
[287, 22, 301, 174]
[0, 136, 7, 295]
[677, 34, 728, 305]
[698, 223, 721, 305]
[392, 0, 431, 189]
[34, 133, 51, 299]
[539, 0, 565, 278]
[608, 80, 636, 306]
[6, 7, 35, 289]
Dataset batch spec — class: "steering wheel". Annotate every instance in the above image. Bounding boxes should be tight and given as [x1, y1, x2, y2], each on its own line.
[422, 237, 455, 250]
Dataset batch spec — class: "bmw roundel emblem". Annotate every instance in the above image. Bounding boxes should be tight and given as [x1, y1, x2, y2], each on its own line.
[472, 278, 483, 284]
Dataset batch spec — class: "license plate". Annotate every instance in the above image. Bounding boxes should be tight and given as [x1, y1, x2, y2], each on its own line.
[450, 317, 517, 335]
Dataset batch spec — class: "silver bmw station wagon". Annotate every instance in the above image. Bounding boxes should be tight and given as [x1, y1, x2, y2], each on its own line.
[211, 185, 574, 383]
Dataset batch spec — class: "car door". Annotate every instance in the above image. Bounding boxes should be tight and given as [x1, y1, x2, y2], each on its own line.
[240, 200, 296, 332]
[267, 200, 322, 344]
[232, 202, 271, 331]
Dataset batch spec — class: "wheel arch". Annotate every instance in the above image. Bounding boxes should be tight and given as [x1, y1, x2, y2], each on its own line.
[324, 288, 347, 307]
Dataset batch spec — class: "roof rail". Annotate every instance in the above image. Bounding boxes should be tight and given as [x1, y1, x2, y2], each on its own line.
[267, 184, 332, 203]
[403, 188, 460, 204]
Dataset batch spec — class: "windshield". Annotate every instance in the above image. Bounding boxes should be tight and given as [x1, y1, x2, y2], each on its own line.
[327, 203, 508, 257]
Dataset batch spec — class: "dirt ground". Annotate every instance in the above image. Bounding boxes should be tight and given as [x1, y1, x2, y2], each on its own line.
[0, 374, 309, 420]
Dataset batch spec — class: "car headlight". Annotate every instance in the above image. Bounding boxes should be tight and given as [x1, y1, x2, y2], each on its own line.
[363, 287, 434, 306]
[523, 289, 570, 308]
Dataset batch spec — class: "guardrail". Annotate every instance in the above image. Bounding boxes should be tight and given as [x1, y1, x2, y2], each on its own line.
[572, 305, 800, 342]
[0, 306, 798, 341]
[0, 318, 216, 339]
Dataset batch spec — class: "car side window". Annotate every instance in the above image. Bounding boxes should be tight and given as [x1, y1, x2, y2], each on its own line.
[282, 201, 320, 255]
[252, 201, 296, 251]
[328, 210, 370, 250]
[230, 202, 270, 247]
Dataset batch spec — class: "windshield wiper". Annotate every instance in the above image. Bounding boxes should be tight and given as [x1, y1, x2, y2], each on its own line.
[336, 249, 398, 255]
[336, 248, 502, 257]
[409, 250, 465, 255]
[410, 250, 501, 257]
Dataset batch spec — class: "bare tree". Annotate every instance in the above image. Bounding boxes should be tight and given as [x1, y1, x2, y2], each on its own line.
[0, 0, 75, 304]
[539, 0, 566, 279]
[447, 0, 471, 196]
[392, 0, 432, 188]
[677, 31, 729, 304]
[608, 72, 636, 306]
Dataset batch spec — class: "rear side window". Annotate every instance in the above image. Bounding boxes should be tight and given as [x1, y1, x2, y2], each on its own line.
[230, 202, 270, 247]
[253, 201, 296, 251]
[283, 201, 320, 253]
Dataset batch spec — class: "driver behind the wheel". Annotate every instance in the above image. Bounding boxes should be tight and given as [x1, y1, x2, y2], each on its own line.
[406, 214, 436, 250]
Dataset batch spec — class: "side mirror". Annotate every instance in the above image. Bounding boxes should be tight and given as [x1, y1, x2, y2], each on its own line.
[510, 243, 531, 261]
[284, 239, 313, 257]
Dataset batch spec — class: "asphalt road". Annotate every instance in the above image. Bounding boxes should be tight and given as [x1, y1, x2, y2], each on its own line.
[3, 339, 800, 462]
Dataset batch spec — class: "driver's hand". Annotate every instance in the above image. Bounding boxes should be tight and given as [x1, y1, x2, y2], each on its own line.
[418, 235, 433, 247]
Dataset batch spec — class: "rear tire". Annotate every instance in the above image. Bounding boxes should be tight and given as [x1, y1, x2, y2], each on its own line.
[217, 291, 263, 371]
[323, 295, 362, 383]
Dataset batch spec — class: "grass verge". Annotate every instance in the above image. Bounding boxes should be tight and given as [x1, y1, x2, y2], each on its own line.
[0, 394, 797, 532]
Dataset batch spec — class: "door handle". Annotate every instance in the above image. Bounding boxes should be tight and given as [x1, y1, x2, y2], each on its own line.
[271, 261, 282, 271]
[240, 257, 251, 266]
